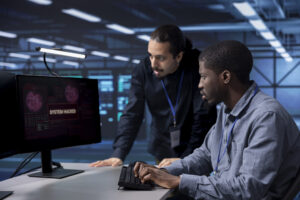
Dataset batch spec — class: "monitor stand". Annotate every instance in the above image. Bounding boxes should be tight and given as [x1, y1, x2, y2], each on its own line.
[28, 150, 84, 179]
[0, 191, 13, 200]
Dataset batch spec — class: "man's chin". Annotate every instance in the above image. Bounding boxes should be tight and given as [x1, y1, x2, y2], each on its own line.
[154, 72, 166, 78]
[206, 98, 215, 105]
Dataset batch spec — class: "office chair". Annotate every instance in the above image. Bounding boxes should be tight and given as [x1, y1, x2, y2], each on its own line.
[283, 169, 300, 200]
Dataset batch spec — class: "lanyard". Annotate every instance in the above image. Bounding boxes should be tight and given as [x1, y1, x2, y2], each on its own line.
[211, 85, 259, 176]
[161, 70, 184, 127]
[212, 118, 238, 176]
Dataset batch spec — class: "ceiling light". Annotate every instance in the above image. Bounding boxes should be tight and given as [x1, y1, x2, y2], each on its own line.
[63, 45, 86, 52]
[260, 31, 275, 40]
[0, 62, 17, 68]
[106, 24, 135, 34]
[132, 59, 140, 64]
[281, 53, 289, 58]
[269, 40, 281, 48]
[137, 35, 150, 42]
[36, 47, 86, 59]
[9, 53, 30, 59]
[0, 30, 17, 38]
[233, 2, 257, 17]
[63, 61, 79, 67]
[249, 19, 267, 31]
[27, 37, 56, 46]
[27, 0, 52, 5]
[113, 55, 129, 62]
[275, 47, 286, 54]
[38, 57, 56, 63]
[62, 8, 101, 23]
[91, 51, 110, 57]
[284, 57, 293, 62]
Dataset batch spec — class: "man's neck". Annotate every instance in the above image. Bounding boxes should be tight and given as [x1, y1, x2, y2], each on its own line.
[224, 81, 252, 111]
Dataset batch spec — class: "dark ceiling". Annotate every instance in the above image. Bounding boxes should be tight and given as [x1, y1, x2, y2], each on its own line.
[1, 0, 300, 71]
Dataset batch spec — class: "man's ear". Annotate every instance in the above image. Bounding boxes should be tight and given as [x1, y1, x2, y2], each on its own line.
[176, 51, 184, 64]
[220, 70, 231, 84]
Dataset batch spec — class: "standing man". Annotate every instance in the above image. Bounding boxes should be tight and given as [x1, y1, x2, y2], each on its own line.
[90, 24, 216, 167]
[134, 40, 300, 199]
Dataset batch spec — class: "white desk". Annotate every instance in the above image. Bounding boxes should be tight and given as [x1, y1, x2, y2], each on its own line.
[0, 163, 171, 200]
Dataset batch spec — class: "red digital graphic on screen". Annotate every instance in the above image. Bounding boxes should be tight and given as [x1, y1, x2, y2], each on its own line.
[26, 91, 43, 112]
[65, 85, 79, 103]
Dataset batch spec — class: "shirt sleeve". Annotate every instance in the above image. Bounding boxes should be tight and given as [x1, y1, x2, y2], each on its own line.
[111, 61, 146, 160]
[177, 111, 290, 200]
[166, 125, 214, 176]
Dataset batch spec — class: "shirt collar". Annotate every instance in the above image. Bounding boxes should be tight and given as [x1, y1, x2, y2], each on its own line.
[225, 81, 258, 118]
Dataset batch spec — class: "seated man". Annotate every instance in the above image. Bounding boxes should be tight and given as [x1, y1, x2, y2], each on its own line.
[134, 40, 300, 199]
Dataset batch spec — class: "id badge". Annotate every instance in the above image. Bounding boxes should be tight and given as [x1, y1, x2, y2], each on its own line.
[169, 127, 180, 148]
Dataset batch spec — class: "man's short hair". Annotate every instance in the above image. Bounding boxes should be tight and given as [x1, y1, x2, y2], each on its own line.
[151, 24, 191, 58]
[199, 40, 253, 84]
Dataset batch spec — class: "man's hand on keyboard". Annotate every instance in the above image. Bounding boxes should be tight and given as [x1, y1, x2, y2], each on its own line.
[89, 157, 123, 167]
[133, 162, 180, 189]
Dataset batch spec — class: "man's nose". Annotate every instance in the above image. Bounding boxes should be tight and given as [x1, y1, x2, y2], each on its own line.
[198, 80, 203, 89]
[151, 57, 158, 67]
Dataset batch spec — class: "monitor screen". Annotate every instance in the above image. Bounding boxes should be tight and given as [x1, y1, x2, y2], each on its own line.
[0, 72, 101, 178]
[17, 75, 101, 152]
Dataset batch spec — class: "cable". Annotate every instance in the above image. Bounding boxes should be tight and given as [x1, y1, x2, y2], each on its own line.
[10, 152, 63, 178]
[10, 152, 39, 178]
[43, 53, 59, 77]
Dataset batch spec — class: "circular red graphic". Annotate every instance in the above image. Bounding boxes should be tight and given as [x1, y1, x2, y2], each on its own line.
[26, 91, 43, 112]
[65, 85, 79, 103]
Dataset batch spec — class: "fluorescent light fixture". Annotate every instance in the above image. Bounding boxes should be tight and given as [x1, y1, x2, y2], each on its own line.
[27, 0, 52, 5]
[63, 45, 86, 53]
[137, 35, 150, 42]
[62, 8, 101, 23]
[0, 30, 17, 38]
[106, 24, 135, 34]
[113, 55, 129, 62]
[249, 19, 267, 31]
[260, 31, 275, 40]
[9, 53, 30, 59]
[269, 40, 281, 48]
[38, 57, 56, 63]
[36, 47, 86, 59]
[91, 51, 110, 57]
[132, 59, 140, 64]
[207, 4, 225, 10]
[233, 2, 257, 17]
[63, 61, 79, 67]
[284, 57, 293, 62]
[27, 37, 56, 46]
[275, 47, 286, 53]
[281, 53, 289, 58]
[0, 62, 17, 68]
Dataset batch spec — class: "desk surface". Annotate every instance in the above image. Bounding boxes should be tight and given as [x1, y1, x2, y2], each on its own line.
[0, 163, 170, 200]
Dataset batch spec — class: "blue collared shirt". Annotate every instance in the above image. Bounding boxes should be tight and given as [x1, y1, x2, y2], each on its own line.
[165, 82, 300, 199]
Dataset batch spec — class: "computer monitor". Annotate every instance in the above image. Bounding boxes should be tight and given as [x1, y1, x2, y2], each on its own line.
[0, 72, 101, 179]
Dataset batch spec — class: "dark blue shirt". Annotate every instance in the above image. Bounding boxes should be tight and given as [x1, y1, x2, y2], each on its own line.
[112, 49, 217, 161]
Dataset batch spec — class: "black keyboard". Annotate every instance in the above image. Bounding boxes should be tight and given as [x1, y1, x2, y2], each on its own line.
[118, 162, 154, 190]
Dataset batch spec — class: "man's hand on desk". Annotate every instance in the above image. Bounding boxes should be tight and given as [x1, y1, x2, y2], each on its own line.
[89, 157, 123, 167]
[133, 162, 180, 189]
[158, 158, 180, 168]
